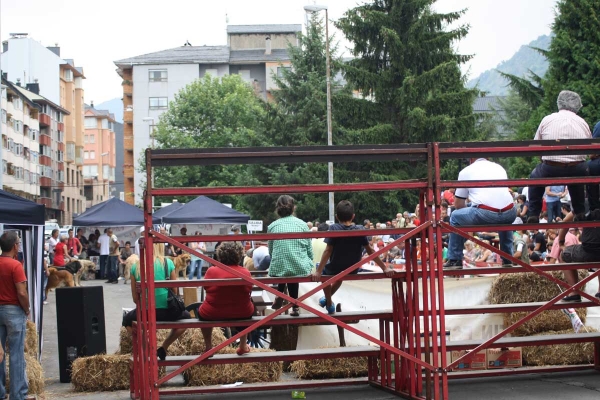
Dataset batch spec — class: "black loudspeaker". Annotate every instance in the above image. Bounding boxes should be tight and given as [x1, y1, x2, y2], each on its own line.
[56, 286, 106, 383]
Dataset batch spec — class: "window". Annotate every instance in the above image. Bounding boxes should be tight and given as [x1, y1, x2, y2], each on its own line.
[30, 129, 38, 141]
[89, 134, 95, 144]
[57, 130, 64, 142]
[31, 151, 39, 163]
[57, 170, 64, 182]
[84, 134, 88, 144]
[84, 151, 89, 160]
[13, 98, 23, 111]
[15, 166, 24, 180]
[83, 165, 98, 177]
[65, 69, 73, 82]
[1, 109, 6, 123]
[24, 170, 30, 183]
[239, 70, 251, 82]
[90, 150, 95, 159]
[57, 150, 64, 162]
[149, 69, 168, 82]
[103, 164, 109, 180]
[2, 160, 6, 174]
[14, 143, 23, 157]
[149, 97, 168, 110]
[101, 119, 109, 129]
[67, 143, 75, 161]
[277, 67, 291, 78]
[40, 145, 52, 157]
[205, 69, 218, 77]
[85, 117, 96, 128]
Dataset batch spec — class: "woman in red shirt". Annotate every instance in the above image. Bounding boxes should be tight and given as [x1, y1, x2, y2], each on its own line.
[199, 241, 253, 356]
[53, 235, 71, 267]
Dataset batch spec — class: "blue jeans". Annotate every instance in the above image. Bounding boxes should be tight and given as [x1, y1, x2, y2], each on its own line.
[546, 200, 562, 222]
[188, 259, 203, 279]
[447, 205, 517, 264]
[0, 305, 28, 400]
[99, 255, 108, 279]
[529, 161, 588, 218]
[108, 255, 119, 281]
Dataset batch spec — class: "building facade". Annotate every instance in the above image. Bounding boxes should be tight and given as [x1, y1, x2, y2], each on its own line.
[114, 24, 300, 205]
[1, 78, 41, 202]
[2, 34, 86, 224]
[83, 105, 116, 208]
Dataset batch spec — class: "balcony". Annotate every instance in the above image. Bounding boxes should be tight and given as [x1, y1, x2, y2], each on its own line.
[124, 135, 133, 150]
[39, 134, 52, 146]
[123, 83, 133, 96]
[123, 110, 133, 124]
[57, 122, 65, 132]
[37, 197, 52, 208]
[123, 164, 134, 179]
[39, 155, 52, 167]
[40, 177, 52, 187]
[39, 113, 51, 127]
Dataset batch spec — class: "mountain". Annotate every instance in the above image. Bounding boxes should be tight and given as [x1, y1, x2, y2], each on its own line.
[95, 97, 123, 123]
[467, 35, 551, 96]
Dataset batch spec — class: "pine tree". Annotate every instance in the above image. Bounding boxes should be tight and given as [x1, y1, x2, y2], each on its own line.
[336, 0, 477, 143]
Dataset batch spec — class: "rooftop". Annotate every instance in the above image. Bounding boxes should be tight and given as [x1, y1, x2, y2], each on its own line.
[12, 83, 70, 114]
[115, 46, 230, 67]
[229, 49, 291, 63]
[227, 24, 302, 34]
[473, 96, 506, 112]
[85, 104, 116, 122]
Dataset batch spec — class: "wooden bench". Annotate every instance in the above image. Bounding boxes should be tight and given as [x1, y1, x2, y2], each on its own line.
[148, 309, 392, 329]
[443, 300, 600, 315]
[156, 345, 379, 367]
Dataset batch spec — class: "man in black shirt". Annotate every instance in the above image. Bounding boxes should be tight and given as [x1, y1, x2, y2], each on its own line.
[312, 200, 394, 314]
[558, 209, 600, 302]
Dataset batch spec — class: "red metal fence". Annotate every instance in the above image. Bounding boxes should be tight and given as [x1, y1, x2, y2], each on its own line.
[130, 140, 600, 399]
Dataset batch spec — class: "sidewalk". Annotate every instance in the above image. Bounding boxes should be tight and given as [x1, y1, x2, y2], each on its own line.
[38, 280, 600, 399]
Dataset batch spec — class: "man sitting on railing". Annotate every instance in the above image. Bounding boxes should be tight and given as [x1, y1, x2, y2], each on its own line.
[443, 158, 517, 270]
[528, 90, 591, 219]
[312, 200, 395, 314]
[557, 209, 600, 302]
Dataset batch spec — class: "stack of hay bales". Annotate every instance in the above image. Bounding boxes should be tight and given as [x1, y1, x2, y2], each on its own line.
[115, 327, 228, 356]
[489, 271, 594, 366]
[5, 321, 45, 396]
[71, 355, 130, 392]
[183, 348, 282, 386]
[290, 347, 368, 379]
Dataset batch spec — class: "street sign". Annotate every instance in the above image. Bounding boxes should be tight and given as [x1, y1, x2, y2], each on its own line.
[248, 220, 263, 231]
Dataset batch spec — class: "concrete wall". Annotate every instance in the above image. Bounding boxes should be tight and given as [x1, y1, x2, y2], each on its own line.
[265, 61, 291, 91]
[0, 37, 63, 104]
[113, 122, 124, 198]
[229, 64, 267, 99]
[132, 63, 201, 204]
[199, 64, 230, 78]
[229, 33, 298, 50]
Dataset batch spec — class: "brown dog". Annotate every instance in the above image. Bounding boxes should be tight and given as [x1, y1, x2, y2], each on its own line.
[166, 253, 191, 279]
[124, 254, 139, 284]
[46, 267, 75, 299]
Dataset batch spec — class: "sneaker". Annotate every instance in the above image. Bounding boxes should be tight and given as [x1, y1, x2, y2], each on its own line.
[105, 280, 112, 284]
[443, 260, 463, 270]
[561, 294, 582, 303]
[318, 296, 327, 308]
[118, 276, 124, 280]
[157, 347, 166, 361]
[43, 301, 48, 305]
[111, 280, 118, 284]
[326, 303, 336, 315]
[501, 263, 514, 268]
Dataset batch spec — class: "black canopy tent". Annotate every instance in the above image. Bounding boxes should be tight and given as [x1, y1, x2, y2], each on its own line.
[161, 196, 250, 224]
[73, 197, 144, 227]
[0, 189, 45, 359]
[151, 201, 184, 225]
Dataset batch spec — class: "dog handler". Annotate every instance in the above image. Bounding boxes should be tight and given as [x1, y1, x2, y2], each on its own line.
[0, 231, 32, 400]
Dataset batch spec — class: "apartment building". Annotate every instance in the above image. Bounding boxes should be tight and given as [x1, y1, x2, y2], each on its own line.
[83, 104, 116, 208]
[1, 77, 41, 202]
[2, 34, 86, 223]
[114, 24, 301, 204]
[9, 81, 70, 223]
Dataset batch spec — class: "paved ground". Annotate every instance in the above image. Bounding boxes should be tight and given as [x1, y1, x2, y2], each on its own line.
[37, 279, 600, 399]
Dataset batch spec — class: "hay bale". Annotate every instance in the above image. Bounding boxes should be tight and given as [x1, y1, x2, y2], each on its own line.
[290, 348, 368, 379]
[5, 354, 45, 395]
[490, 271, 589, 336]
[71, 354, 131, 392]
[522, 328, 598, 366]
[25, 320, 38, 358]
[503, 309, 587, 337]
[117, 327, 228, 356]
[183, 348, 282, 386]
[489, 270, 589, 304]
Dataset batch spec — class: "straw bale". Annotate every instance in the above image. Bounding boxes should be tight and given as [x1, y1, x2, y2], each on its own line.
[183, 348, 282, 386]
[522, 328, 597, 366]
[116, 327, 228, 356]
[503, 309, 587, 337]
[290, 348, 368, 379]
[5, 354, 45, 395]
[25, 320, 39, 358]
[71, 354, 131, 392]
[489, 270, 589, 304]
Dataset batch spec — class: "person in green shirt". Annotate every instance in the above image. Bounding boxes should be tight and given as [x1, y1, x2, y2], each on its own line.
[122, 242, 190, 361]
[268, 195, 314, 316]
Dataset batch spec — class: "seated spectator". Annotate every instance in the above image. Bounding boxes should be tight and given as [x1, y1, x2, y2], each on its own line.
[528, 243, 542, 262]
[474, 241, 497, 264]
[463, 241, 478, 263]
[199, 242, 254, 355]
[513, 232, 529, 264]
[252, 241, 271, 271]
[312, 200, 394, 313]
[547, 228, 579, 264]
[516, 195, 529, 219]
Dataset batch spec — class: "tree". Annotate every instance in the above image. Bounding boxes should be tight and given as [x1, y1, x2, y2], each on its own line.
[148, 74, 267, 210]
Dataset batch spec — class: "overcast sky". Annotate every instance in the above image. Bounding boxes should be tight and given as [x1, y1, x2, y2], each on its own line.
[0, 0, 557, 104]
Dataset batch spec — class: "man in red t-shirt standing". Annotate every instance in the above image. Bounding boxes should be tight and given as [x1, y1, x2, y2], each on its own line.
[0, 231, 31, 400]
[67, 229, 82, 258]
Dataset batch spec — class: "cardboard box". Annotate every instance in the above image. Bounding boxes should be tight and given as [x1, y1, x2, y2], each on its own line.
[451, 350, 487, 371]
[486, 347, 522, 369]
[183, 287, 198, 307]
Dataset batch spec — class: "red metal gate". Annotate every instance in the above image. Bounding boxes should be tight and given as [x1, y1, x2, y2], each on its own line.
[130, 140, 600, 399]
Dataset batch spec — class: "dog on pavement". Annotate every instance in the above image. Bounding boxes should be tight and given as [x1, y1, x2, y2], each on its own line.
[167, 253, 191, 279]
[124, 254, 139, 284]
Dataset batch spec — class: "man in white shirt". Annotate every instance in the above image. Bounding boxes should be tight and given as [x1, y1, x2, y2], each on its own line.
[444, 159, 517, 269]
[252, 242, 271, 271]
[107, 228, 120, 284]
[528, 90, 591, 219]
[134, 227, 144, 257]
[97, 228, 111, 280]
[47, 229, 59, 265]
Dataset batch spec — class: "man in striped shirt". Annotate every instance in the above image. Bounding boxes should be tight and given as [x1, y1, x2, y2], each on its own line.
[528, 90, 591, 219]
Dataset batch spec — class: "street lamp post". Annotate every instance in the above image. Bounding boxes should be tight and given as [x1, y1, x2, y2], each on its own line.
[304, 4, 334, 223]
[142, 117, 155, 210]
[101, 152, 111, 199]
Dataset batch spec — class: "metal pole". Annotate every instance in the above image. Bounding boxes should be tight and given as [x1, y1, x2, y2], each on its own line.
[325, 8, 334, 223]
